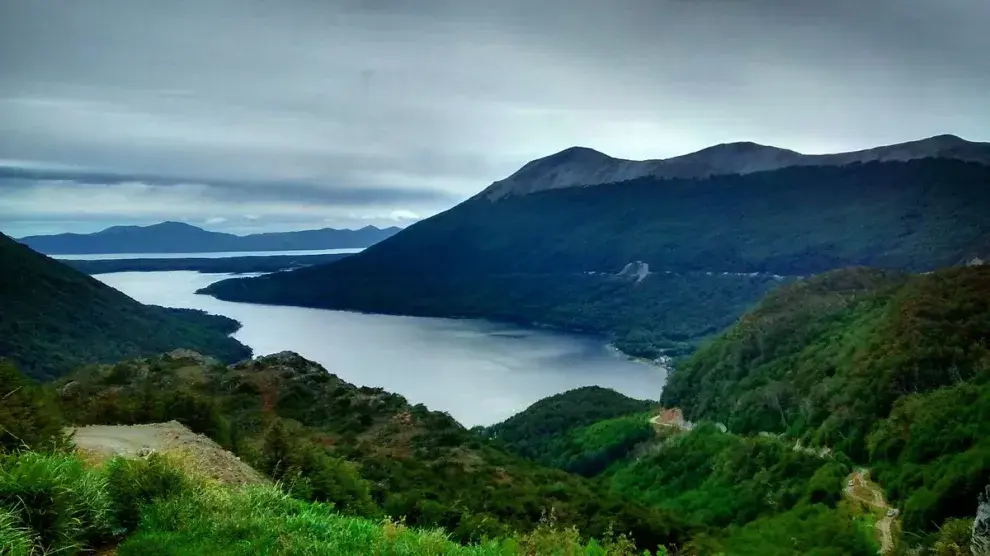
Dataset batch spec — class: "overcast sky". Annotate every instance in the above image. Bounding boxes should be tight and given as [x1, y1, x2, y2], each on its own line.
[2, 0, 988, 236]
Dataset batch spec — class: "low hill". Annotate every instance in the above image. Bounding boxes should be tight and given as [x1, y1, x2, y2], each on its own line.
[0, 233, 251, 379]
[661, 265, 990, 533]
[482, 386, 656, 470]
[18, 221, 399, 255]
[202, 156, 990, 358]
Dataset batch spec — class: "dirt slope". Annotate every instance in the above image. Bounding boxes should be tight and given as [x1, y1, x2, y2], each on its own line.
[72, 421, 266, 487]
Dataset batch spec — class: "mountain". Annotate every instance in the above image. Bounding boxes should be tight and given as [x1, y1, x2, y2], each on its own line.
[202, 136, 990, 358]
[0, 233, 251, 379]
[662, 265, 990, 534]
[17, 221, 401, 255]
[481, 133, 990, 199]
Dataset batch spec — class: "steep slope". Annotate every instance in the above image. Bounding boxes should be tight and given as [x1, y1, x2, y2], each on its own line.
[0, 233, 251, 379]
[481, 133, 990, 199]
[54, 351, 690, 551]
[18, 221, 399, 254]
[661, 265, 990, 533]
[203, 156, 990, 357]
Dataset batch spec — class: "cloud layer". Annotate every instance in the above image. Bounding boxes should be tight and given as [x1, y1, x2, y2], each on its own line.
[1, 0, 988, 235]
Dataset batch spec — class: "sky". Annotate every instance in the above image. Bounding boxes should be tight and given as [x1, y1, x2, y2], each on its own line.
[1, 0, 988, 237]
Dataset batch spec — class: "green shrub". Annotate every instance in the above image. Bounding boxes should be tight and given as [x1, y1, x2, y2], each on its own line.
[105, 454, 189, 532]
[0, 452, 112, 553]
[0, 360, 69, 453]
[258, 419, 379, 516]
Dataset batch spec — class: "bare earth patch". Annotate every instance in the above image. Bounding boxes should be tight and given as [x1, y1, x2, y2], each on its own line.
[72, 421, 267, 487]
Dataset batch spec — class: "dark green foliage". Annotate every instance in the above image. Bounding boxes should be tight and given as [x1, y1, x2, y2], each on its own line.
[66, 252, 350, 275]
[105, 454, 189, 532]
[256, 418, 379, 516]
[203, 159, 990, 357]
[712, 504, 878, 556]
[54, 352, 690, 552]
[0, 360, 69, 453]
[0, 452, 112, 553]
[484, 386, 656, 466]
[606, 424, 851, 529]
[869, 374, 990, 532]
[0, 233, 252, 380]
[661, 265, 990, 533]
[548, 413, 655, 476]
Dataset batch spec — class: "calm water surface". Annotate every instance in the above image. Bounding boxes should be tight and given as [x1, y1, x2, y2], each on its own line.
[97, 271, 667, 427]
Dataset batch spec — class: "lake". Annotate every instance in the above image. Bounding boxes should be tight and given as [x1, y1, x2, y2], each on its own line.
[96, 271, 668, 427]
[56, 248, 364, 260]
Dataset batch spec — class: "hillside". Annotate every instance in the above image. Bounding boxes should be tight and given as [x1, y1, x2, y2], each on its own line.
[661, 265, 990, 534]
[18, 221, 399, 254]
[482, 386, 657, 473]
[51, 351, 690, 551]
[0, 233, 251, 379]
[202, 156, 990, 358]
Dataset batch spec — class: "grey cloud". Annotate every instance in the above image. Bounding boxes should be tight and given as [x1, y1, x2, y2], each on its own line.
[1, 0, 988, 235]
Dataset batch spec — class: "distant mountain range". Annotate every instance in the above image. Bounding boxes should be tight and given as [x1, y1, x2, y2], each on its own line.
[481, 133, 990, 199]
[202, 134, 990, 359]
[17, 221, 401, 255]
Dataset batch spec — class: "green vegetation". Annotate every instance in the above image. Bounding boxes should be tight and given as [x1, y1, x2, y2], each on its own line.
[662, 265, 990, 535]
[65, 252, 350, 275]
[52, 352, 689, 551]
[0, 450, 665, 556]
[0, 233, 251, 380]
[607, 424, 850, 528]
[203, 159, 990, 357]
[0, 360, 69, 453]
[483, 387, 656, 475]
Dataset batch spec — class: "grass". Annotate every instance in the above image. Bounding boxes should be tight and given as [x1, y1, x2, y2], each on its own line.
[118, 485, 661, 555]
[0, 450, 665, 555]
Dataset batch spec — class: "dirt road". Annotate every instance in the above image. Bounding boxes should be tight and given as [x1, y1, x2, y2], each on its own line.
[72, 421, 266, 487]
[845, 468, 897, 554]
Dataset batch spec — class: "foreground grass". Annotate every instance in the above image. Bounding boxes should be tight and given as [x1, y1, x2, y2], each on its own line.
[1, 451, 664, 555]
[119, 484, 655, 555]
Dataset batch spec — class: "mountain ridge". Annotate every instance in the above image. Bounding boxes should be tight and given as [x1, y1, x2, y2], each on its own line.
[17, 221, 402, 255]
[481, 133, 990, 199]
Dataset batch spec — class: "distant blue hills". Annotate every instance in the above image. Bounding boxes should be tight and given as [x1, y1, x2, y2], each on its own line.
[17, 221, 401, 254]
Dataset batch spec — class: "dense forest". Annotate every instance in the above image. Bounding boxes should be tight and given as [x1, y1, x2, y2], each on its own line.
[202, 159, 990, 357]
[662, 265, 990, 536]
[0, 234, 251, 380]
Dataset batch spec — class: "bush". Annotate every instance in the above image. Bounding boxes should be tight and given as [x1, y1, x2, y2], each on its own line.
[258, 419, 378, 516]
[0, 360, 69, 453]
[0, 452, 112, 553]
[105, 454, 189, 532]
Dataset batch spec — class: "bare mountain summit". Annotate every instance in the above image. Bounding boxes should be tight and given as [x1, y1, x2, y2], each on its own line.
[482, 134, 990, 200]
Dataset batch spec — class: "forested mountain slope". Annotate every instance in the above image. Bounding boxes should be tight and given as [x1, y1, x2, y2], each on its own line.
[662, 265, 990, 533]
[204, 158, 990, 357]
[0, 233, 251, 379]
